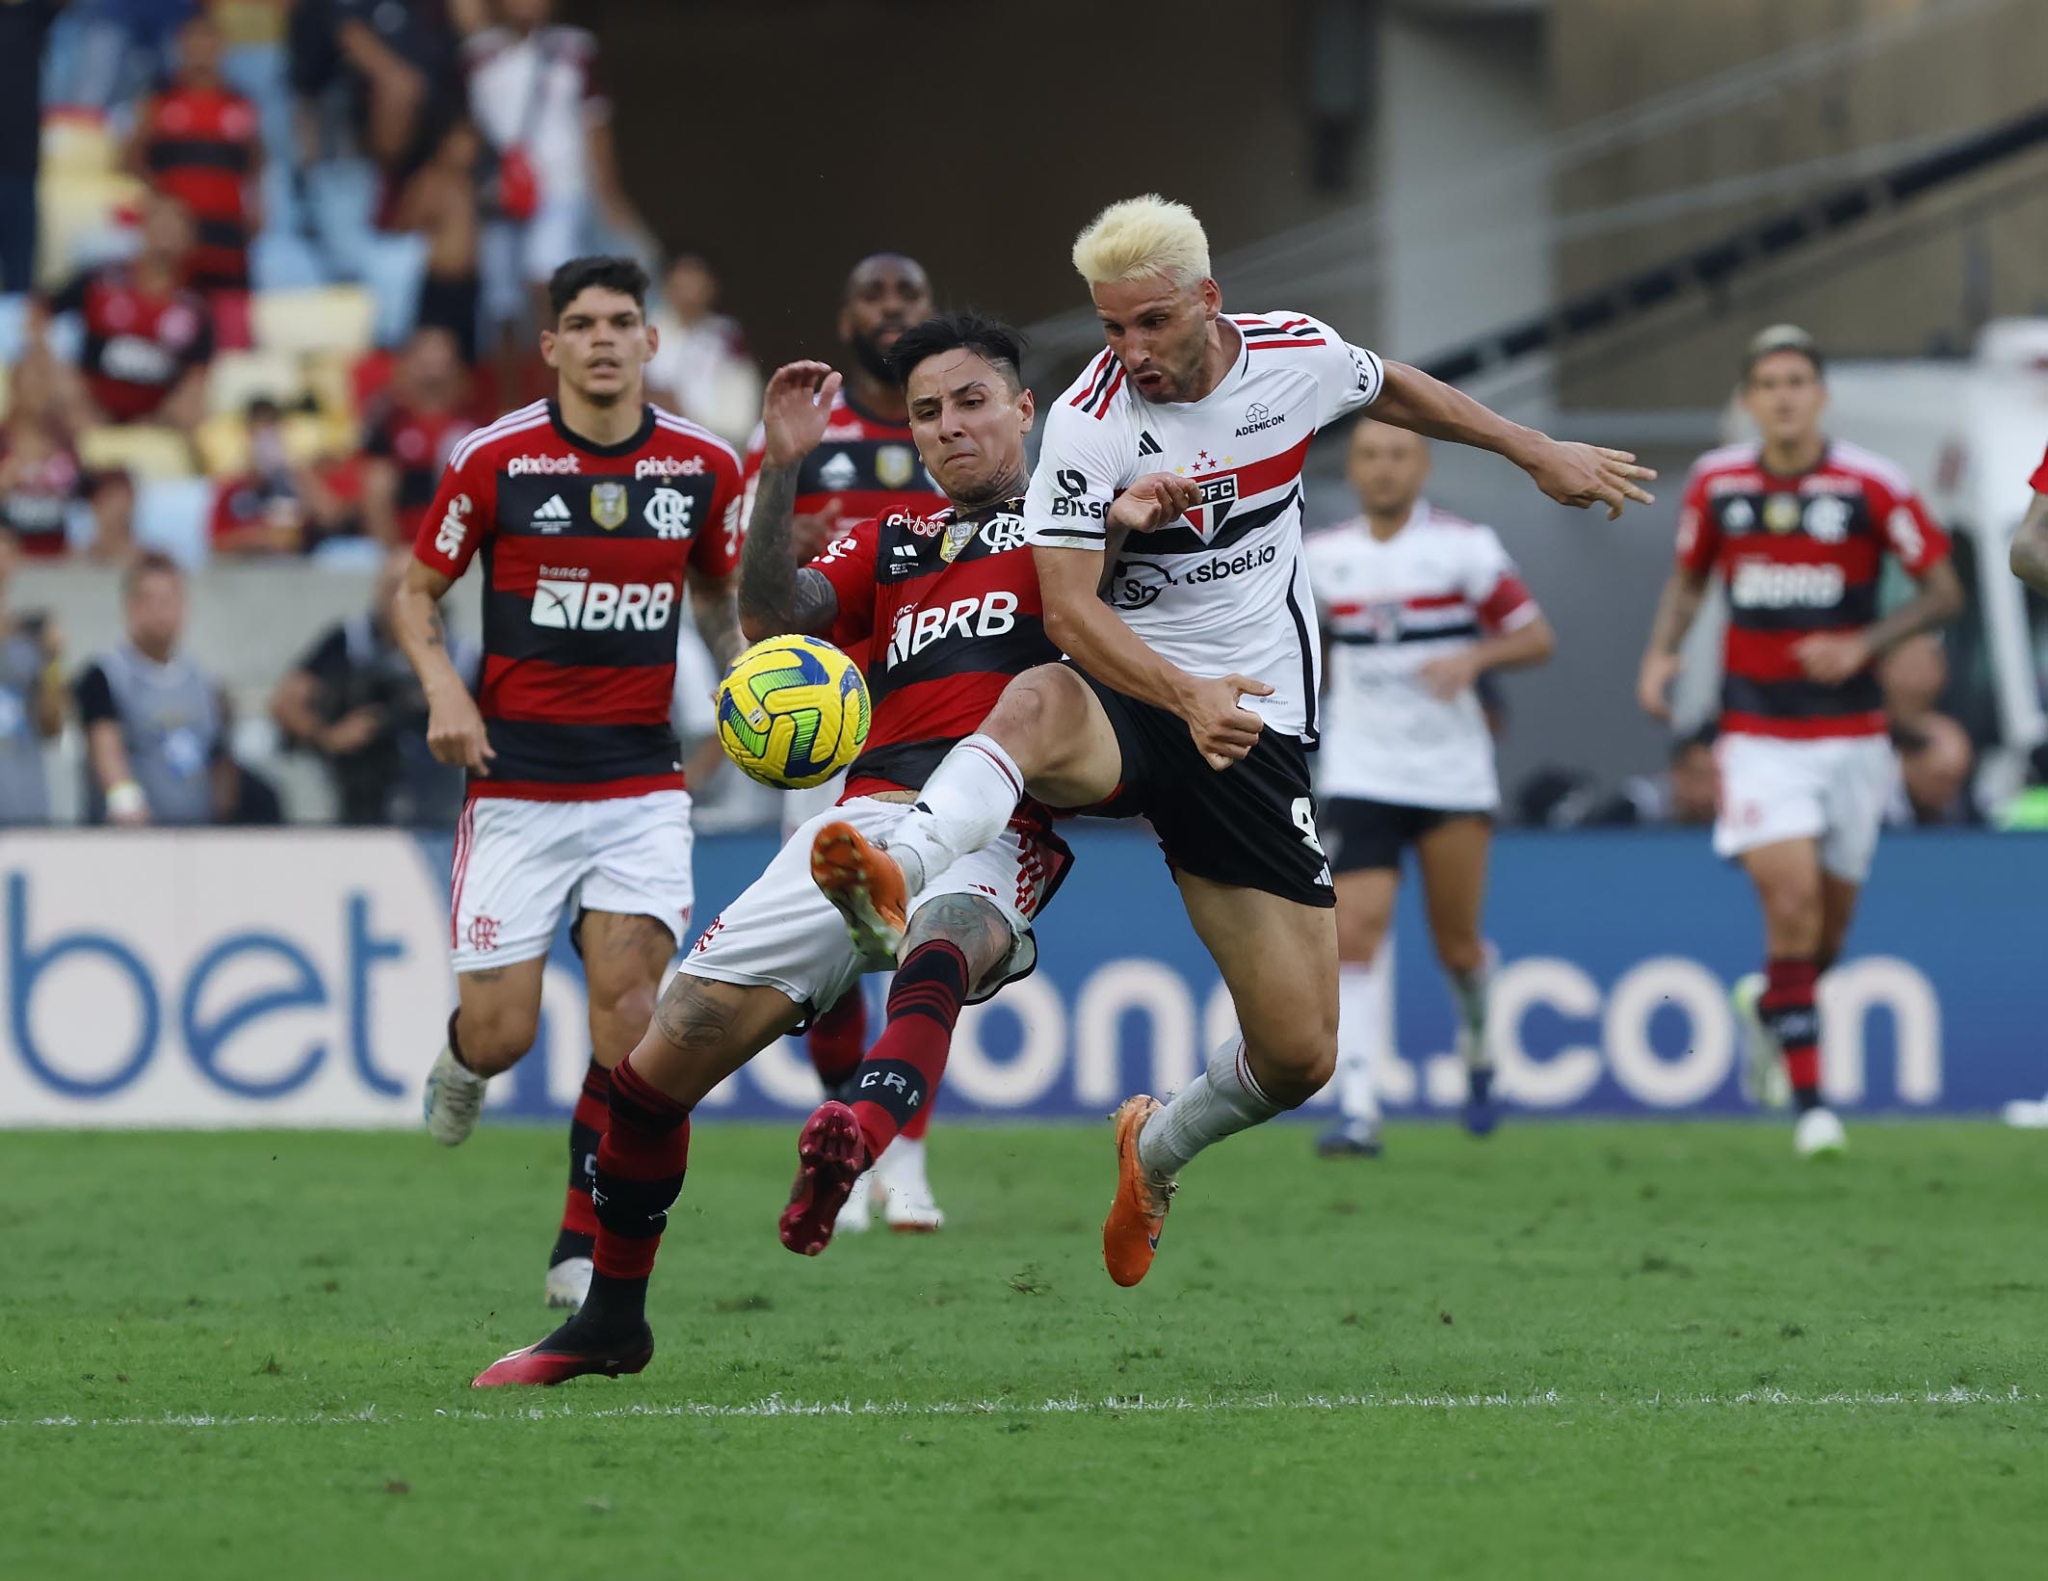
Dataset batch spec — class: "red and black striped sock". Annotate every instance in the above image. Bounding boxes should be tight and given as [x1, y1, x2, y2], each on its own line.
[550, 1059, 609, 1267]
[1762, 957, 1822, 1112]
[848, 941, 969, 1162]
[806, 989, 867, 1103]
[579, 1057, 691, 1336]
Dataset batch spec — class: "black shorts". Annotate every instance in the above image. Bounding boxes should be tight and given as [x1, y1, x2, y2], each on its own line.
[1073, 669, 1335, 908]
[1321, 796, 1490, 875]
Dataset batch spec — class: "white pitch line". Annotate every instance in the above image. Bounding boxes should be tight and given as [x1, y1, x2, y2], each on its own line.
[3, 1386, 2037, 1430]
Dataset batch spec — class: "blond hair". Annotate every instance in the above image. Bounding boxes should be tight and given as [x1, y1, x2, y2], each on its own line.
[1071, 195, 1212, 289]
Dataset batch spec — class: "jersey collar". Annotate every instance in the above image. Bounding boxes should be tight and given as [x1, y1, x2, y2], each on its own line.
[547, 400, 658, 458]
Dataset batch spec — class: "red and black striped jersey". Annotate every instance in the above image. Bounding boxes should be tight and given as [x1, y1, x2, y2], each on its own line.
[47, 267, 214, 424]
[1677, 440, 1950, 740]
[807, 498, 1056, 799]
[140, 85, 260, 291]
[414, 399, 744, 801]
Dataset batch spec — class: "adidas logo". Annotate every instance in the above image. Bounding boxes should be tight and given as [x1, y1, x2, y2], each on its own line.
[890, 543, 919, 559]
[1138, 431, 1163, 457]
[532, 494, 572, 529]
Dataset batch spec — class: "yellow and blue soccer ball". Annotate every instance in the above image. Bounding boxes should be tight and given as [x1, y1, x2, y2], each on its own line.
[716, 634, 871, 789]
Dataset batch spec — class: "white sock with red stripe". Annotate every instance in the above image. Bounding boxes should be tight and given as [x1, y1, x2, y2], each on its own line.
[1137, 1039, 1284, 1179]
[885, 733, 1024, 894]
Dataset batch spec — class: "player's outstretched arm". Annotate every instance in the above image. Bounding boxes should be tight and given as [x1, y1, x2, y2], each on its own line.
[393, 557, 494, 775]
[2011, 491, 2048, 596]
[738, 362, 846, 643]
[1370, 360, 1657, 520]
[1636, 567, 1710, 721]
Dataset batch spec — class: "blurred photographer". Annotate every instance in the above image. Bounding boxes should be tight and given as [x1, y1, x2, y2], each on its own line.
[270, 544, 478, 825]
[0, 526, 68, 824]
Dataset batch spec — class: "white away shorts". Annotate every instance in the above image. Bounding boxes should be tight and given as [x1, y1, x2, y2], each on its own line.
[449, 790, 695, 972]
[1713, 732, 1894, 883]
[685, 795, 1071, 1016]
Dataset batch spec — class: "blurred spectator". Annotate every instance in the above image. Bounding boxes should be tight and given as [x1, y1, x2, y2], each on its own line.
[45, 193, 214, 432]
[1888, 713, 1980, 829]
[0, 526, 67, 824]
[74, 549, 223, 824]
[1588, 726, 1720, 827]
[2, 340, 134, 558]
[209, 396, 364, 555]
[0, 0, 60, 294]
[453, 0, 643, 358]
[360, 325, 474, 544]
[49, 0, 193, 112]
[646, 251, 759, 448]
[289, 0, 455, 176]
[128, 8, 262, 294]
[1879, 632, 1947, 729]
[270, 543, 475, 824]
[391, 119, 483, 361]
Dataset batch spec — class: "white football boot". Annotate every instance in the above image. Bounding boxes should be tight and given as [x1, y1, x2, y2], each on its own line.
[544, 1256, 594, 1310]
[834, 1167, 876, 1234]
[1732, 973, 1792, 1111]
[877, 1135, 945, 1232]
[1794, 1106, 1847, 1159]
[423, 1045, 488, 1146]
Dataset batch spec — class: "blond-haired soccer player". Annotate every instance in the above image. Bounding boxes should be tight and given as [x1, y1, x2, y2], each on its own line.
[808, 195, 1653, 1286]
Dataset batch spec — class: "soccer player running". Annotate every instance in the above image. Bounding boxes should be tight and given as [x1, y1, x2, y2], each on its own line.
[809, 195, 1653, 1287]
[473, 313, 1113, 1386]
[398, 257, 748, 1311]
[737, 253, 951, 1233]
[1637, 325, 1963, 1158]
[1305, 419, 1555, 1158]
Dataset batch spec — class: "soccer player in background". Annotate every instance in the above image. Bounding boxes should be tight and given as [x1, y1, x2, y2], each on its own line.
[809, 195, 1653, 1287]
[1304, 419, 1555, 1157]
[473, 315, 1105, 1386]
[397, 256, 746, 1311]
[738, 254, 951, 1232]
[2007, 440, 2048, 595]
[1637, 325, 1962, 1158]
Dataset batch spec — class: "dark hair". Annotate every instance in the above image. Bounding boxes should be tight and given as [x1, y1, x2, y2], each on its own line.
[885, 311, 1027, 392]
[1742, 323, 1824, 380]
[124, 550, 183, 597]
[547, 256, 651, 322]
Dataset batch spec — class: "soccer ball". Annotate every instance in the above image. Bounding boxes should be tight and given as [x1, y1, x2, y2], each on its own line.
[716, 634, 871, 789]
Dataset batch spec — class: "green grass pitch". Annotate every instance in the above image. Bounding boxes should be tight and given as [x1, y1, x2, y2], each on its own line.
[4, 1121, 2045, 1578]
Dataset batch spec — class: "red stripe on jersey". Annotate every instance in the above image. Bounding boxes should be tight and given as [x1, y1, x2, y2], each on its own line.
[2032, 444, 2048, 495]
[1279, 317, 1312, 332]
[1478, 576, 1535, 631]
[467, 772, 686, 803]
[1070, 351, 1114, 408]
[480, 656, 675, 723]
[1226, 432, 1314, 500]
[1722, 710, 1888, 741]
[1249, 338, 1327, 350]
[1095, 363, 1126, 414]
[859, 673, 1019, 767]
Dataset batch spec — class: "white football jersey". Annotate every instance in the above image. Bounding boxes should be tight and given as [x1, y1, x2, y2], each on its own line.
[1306, 501, 1538, 811]
[1025, 312, 1386, 740]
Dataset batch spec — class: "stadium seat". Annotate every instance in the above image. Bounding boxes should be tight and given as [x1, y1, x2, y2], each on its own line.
[251, 286, 378, 357]
[76, 425, 194, 481]
[205, 349, 309, 417]
[36, 171, 144, 289]
[132, 477, 215, 568]
[0, 294, 27, 367]
[40, 112, 118, 177]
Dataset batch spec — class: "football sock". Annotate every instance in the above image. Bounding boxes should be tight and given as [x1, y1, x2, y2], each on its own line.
[885, 733, 1024, 894]
[577, 1056, 691, 1337]
[848, 941, 969, 1162]
[551, 1058, 609, 1265]
[1761, 957, 1822, 1112]
[1449, 951, 1494, 1072]
[900, 1094, 936, 1143]
[1138, 1039, 1286, 1179]
[806, 990, 867, 1103]
[1334, 957, 1387, 1125]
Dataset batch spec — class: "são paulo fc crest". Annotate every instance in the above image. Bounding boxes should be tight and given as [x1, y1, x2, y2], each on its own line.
[591, 481, 629, 530]
[876, 444, 916, 489]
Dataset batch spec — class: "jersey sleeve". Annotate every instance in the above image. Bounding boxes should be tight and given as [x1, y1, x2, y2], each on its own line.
[1287, 314, 1387, 430]
[1465, 527, 1540, 633]
[411, 442, 497, 579]
[737, 423, 767, 530]
[1023, 399, 1129, 551]
[808, 518, 880, 647]
[74, 662, 115, 726]
[1674, 464, 1722, 576]
[2030, 443, 2048, 496]
[1868, 473, 1950, 575]
[689, 444, 747, 579]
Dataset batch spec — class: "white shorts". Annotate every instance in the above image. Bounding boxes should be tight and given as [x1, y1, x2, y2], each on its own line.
[779, 771, 848, 841]
[450, 791, 694, 972]
[1713, 732, 1894, 883]
[686, 795, 1071, 1016]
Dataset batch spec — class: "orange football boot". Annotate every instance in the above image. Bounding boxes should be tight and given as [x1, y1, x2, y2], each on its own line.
[811, 820, 909, 959]
[1102, 1095, 1175, 1287]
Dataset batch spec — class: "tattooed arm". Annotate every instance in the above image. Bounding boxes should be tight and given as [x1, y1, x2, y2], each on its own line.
[689, 568, 747, 673]
[738, 360, 848, 642]
[393, 557, 494, 774]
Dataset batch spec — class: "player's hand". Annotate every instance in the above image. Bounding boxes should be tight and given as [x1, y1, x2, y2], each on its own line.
[426, 688, 495, 775]
[1635, 650, 1680, 721]
[1522, 439, 1657, 520]
[1109, 473, 1201, 534]
[1792, 631, 1873, 685]
[1418, 651, 1481, 701]
[761, 361, 843, 469]
[791, 499, 845, 561]
[1180, 673, 1272, 770]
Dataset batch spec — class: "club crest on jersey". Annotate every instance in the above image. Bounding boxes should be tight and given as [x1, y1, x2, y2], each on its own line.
[979, 515, 1029, 554]
[1763, 494, 1803, 535]
[876, 445, 916, 489]
[591, 482, 629, 530]
[643, 486, 695, 540]
[1181, 474, 1239, 539]
[818, 452, 858, 491]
